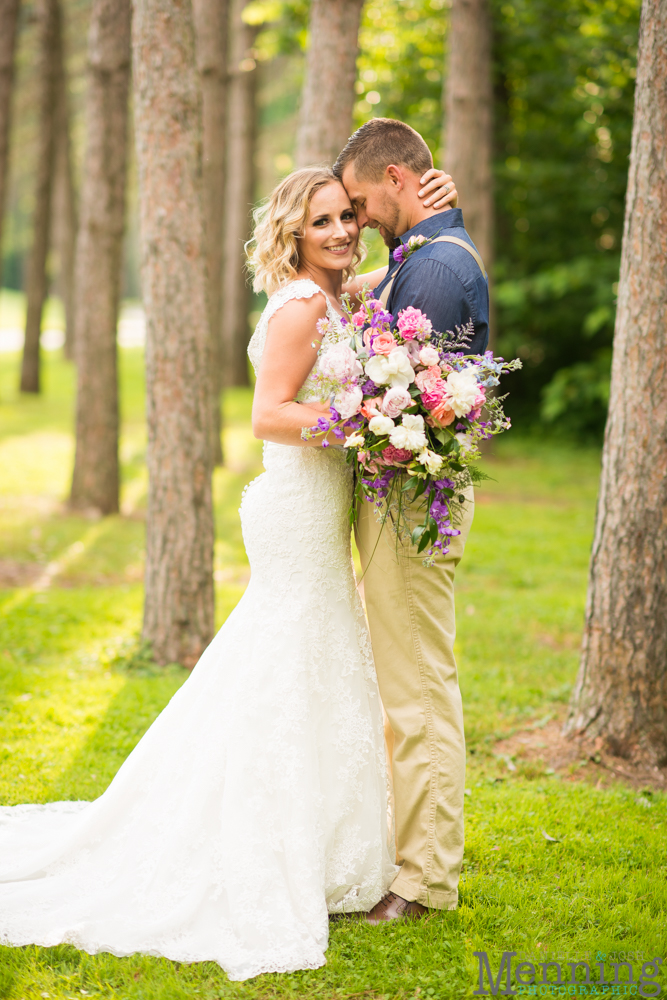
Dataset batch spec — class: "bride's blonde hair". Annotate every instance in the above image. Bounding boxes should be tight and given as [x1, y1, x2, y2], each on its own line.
[246, 167, 364, 296]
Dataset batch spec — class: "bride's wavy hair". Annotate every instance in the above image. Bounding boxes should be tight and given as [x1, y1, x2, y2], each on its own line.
[246, 167, 365, 296]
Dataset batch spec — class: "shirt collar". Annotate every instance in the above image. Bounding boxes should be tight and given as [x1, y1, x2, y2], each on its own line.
[393, 208, 466, 248]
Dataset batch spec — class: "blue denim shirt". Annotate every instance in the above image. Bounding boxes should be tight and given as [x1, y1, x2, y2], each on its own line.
[372, 209, 489, 355]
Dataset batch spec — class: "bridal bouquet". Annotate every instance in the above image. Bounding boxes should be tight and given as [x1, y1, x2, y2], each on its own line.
[302, 288, 521, 565]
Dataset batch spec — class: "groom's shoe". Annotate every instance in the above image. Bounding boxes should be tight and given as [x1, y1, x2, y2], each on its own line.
[365, 891, 429, 925]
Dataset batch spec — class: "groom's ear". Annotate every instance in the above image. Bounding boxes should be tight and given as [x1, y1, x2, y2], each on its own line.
[385, 164, 406, 191]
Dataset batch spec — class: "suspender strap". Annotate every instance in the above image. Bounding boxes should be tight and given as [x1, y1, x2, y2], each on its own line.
[378, 234, 487, 308]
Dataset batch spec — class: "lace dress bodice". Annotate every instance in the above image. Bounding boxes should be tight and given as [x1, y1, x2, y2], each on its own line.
[247, 278, 348, 403]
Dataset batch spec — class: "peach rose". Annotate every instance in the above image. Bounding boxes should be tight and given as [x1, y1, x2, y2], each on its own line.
[372, 330, 398, 356]
[360, 396, 383, 420]
[427, 398, 457, 427]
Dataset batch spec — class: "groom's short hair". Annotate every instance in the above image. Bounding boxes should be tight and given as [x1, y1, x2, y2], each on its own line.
[333, 118, 433, 183]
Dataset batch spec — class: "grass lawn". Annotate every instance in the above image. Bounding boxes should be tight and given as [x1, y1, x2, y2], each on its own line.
[0, 346, 665, 1000]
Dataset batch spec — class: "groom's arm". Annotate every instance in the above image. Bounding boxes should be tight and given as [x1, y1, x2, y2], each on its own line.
[389, 258, 489, 355]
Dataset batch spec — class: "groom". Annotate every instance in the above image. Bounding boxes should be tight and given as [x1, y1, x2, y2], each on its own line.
[333, 118, 489, 921]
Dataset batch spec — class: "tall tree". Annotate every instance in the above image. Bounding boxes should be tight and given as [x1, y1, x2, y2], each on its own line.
[295, 0, 364, 168]
[221, 0, 257, 387]
[442, 0, 494, 334]
[565, 0, 667, 766]
[53, 39, 78, 360]
[193, 0, 229, 463]
[20, 0, 61, 394]
[69, 0, 132, 515]
[0, 0, 20, 290]
[133, 0, 215, 668]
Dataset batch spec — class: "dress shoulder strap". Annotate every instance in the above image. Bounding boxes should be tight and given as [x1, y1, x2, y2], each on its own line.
[378, 235, 487, 308]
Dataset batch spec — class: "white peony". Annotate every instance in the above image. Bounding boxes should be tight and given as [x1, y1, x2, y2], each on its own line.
[417, 448, 444, 474]
[389, 413, 427, 452]
[443, 368, 480, 417]
[364, 347, 416, 389]
[320, 342, 363, 381]
[334, 385, 363, 419]
[381, 386, 412, 417]
[368, 413, 395, 436]
[343, 432, 365, 449]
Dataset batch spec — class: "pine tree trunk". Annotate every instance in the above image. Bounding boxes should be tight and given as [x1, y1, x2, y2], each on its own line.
[564, 0, 667, 767]
[295, 0, 364, 168]
[133, 0, 215, 668]
[193, 0, 229, 464]
[442, 0, 494, 341]
[0, 0, 20, 290]
[53, 39, 78, 361]
[69, 0, 132, 516]
[221, 0, 257, 388]
[20, 0, 61, 394]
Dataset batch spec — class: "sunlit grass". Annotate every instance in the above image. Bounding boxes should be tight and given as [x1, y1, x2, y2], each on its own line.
[0, 348, 664, 999]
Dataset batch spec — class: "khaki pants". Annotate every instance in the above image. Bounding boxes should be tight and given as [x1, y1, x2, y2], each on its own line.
[355, 488, 473, 910]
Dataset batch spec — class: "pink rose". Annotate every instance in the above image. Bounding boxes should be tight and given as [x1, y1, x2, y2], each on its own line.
[381, 386, 412, 418]
[383, 444, 413, 464]
[397, 307, 433, 342]
[352, 310, 366, 327]
[415, 365, 443, 393]
[420, 386, 447, 411]
[372, 330, 398, 356]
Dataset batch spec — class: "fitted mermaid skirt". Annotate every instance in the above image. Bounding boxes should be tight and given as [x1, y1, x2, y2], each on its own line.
[0, 443, 396, 981]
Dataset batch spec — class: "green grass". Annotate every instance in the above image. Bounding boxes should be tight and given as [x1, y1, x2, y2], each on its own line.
[0, 347, 665, 999]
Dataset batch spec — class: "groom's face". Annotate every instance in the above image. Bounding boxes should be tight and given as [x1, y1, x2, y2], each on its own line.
[340, 163, 402, 249]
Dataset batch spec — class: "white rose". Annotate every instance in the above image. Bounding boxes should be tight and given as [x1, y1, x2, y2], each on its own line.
[381, 386, 412, 418]
[343, 432, 365, 449]
[368, 414, 395, 436]
[320, 342, 363, 381]
[444, 368, 480, 417]
[334, 385, 363, 419]
[389, 413, 427, 452]
[419, 346, 440, 367]
[364, 347, 416, 389]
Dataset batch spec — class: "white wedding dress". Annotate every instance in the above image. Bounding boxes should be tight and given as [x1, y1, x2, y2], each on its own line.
[0, 279, 396, 981]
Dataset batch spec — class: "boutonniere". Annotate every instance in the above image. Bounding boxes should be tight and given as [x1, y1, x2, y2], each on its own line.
[392, 230, 442, 264]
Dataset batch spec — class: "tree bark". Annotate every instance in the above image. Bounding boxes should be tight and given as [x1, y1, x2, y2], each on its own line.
[133, 0, 215, 668]
[564, 0, 667, 766]
[0, 0, 20, 291]
[20, 0, 61, 394]
[295, 0, 364, 168]
[221, 0, 257, 387]
[53, 40, 78, 361]
[69, 0, 132, 515]
[193, 0, 229, 464]
[442, 0, 494, 341]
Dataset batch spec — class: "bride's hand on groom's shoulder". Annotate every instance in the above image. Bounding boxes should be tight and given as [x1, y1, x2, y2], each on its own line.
[418, 168, 458, 210]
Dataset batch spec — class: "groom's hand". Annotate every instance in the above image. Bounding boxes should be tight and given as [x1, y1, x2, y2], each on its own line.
[418, 169, 458, 210]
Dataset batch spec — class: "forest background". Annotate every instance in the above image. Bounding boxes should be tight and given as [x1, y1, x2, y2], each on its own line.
[1, 0, 640, 440]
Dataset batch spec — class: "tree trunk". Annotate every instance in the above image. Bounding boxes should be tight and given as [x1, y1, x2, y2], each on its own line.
[295, 0, 364, 168]
[193, 0, 229, 464]
[0, 0, 20, 290]
[53, 39, 78, 361]
[564, 0, 667, 767]
[20, 0, 61, 394]
[133, 0, 215, 668]
[221, 0, 257, 388]
[442, 0, 494, 341]
[69, 0, 132, 516]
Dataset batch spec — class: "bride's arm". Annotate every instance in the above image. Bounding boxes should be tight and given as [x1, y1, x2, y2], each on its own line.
[342, 169, 459, 302]
[252, 294, 340, 448]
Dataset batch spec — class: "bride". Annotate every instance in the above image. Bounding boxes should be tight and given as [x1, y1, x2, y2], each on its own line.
[0, 165, 456, 981]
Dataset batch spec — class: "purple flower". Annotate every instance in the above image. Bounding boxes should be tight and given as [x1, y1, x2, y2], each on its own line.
[316, 418, 330, 432]
[392, 245, 407, 264]
[361, 378, 379, 395]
